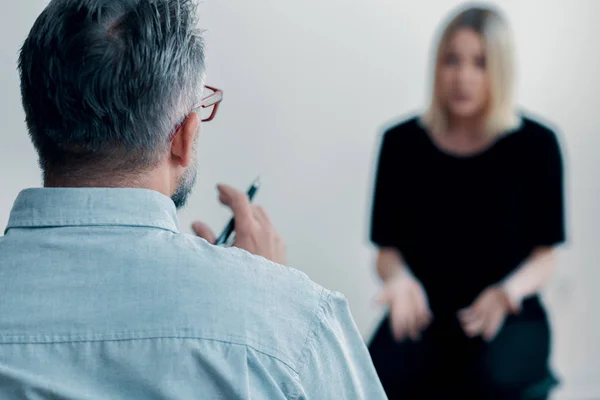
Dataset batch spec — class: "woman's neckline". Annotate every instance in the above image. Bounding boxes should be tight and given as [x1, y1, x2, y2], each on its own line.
[418, 119, 520, 160]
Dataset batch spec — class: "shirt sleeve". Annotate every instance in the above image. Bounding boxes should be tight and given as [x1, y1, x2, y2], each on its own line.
[293, 291, 387, 400]
[525, 129, 566, 248]
[370, 130, 401, 247]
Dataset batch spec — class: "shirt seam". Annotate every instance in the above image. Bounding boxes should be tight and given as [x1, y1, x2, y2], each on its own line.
[5, 219, 178, 233]
[289, 286, 332, 400]
[0, 333, 298, 374]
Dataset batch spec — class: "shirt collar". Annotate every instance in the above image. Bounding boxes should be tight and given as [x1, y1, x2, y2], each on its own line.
[5, 188, 179, 234]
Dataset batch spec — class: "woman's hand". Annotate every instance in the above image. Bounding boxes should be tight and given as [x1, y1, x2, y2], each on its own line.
[458, 285, 518, 341]
[377, 272, 432, 342]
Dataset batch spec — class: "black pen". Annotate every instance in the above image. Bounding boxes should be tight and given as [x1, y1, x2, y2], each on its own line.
[215, 177, 261, 246]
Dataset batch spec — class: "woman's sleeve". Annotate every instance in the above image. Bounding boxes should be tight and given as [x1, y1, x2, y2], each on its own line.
[370, 131, 401, 247]
[525, 130, 566, 248]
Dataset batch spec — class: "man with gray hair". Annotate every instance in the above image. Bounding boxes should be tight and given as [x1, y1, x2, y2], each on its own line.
[0, 0, 386, 398]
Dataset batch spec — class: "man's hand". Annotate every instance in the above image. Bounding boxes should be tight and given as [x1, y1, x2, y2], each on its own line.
[377, 272, 432, 342]
[458, 285, 518, 341]
[192, 184, 286, 265]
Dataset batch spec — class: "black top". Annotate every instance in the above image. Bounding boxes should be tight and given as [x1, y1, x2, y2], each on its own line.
[370, 116, 566, 315]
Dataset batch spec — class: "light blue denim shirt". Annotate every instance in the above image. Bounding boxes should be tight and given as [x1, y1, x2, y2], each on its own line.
[0, 188, 386, 399]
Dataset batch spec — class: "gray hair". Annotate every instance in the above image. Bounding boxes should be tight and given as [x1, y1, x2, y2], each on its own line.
[18, 0, 205, 177]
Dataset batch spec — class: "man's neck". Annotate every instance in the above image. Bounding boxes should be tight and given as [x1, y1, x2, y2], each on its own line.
[44, 173, 138, 189]
[43, 170, 170, 197]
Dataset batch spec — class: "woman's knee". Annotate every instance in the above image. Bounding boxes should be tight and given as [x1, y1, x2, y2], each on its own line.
[477, 319, 554, 397]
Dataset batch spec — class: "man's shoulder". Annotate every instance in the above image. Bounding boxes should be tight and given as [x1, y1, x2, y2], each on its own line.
[165, 233, 335, 367]
[177, 233, 326, 301]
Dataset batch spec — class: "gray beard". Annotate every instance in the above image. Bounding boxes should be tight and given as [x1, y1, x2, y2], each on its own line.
[171, 160, 198, 209]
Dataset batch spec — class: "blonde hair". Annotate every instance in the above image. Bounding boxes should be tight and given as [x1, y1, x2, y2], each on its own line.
[421, 5, 521, 137]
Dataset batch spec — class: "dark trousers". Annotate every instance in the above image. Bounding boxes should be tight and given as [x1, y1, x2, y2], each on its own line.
[368, 305, 557, 399]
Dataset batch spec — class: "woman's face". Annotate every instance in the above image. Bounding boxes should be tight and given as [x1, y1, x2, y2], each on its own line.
[438, 28, 489, 121]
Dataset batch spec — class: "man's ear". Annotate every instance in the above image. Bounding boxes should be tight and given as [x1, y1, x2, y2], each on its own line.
[170, 113, 199, 168]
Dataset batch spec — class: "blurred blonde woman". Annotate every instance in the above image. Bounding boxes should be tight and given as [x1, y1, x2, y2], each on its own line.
[368, 5, 565, 399]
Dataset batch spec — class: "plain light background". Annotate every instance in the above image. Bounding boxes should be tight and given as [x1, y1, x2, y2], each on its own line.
[1, 0, 598, 398]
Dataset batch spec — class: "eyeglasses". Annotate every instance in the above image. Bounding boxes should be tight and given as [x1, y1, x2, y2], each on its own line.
[170, 85, 223, 140]
[197, 85, 223, 122]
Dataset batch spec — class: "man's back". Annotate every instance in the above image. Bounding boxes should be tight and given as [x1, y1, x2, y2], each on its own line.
[0, 188, 385, 399]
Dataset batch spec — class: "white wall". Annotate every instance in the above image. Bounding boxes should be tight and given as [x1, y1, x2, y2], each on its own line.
[1, 1, 599, 398]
